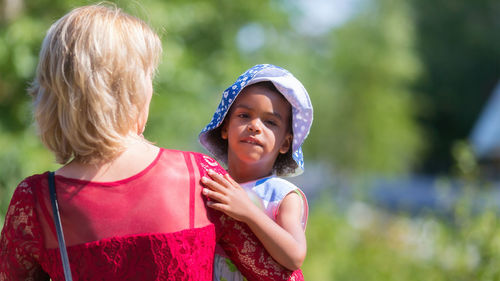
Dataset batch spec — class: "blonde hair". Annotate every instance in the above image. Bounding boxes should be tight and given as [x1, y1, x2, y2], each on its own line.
[30, 4, 162, 164]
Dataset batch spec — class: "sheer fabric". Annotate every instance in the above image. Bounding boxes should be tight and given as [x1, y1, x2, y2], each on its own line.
[0, 148, 302, 280]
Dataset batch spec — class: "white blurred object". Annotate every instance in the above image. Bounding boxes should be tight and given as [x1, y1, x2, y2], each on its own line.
[470, 80, 500, 159]
[289, 0, 364, 36]
[236, 23, 266, 54]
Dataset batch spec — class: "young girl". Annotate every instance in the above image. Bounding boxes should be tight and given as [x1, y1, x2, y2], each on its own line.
[199, 64, 313, 281]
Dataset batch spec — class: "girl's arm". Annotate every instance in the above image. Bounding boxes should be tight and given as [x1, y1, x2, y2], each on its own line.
[201, 170, 307, 270]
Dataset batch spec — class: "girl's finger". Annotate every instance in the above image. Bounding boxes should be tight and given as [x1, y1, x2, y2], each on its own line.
[224, 173, 240, 188]
[202, 188, 227, 203]
[206, 201, 230, 212]
[201, 176, 228, 194]
[207, 170, 232, 188]
[222, 173, 244, 192]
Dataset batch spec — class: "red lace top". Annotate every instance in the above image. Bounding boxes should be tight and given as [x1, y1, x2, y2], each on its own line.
[0, 148, 303, 281]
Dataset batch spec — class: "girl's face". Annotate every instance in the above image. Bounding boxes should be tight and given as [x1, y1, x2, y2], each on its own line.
[222, 84, 292, 172]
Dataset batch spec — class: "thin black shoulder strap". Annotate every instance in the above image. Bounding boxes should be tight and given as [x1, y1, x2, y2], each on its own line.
[48, 171, 73, 281]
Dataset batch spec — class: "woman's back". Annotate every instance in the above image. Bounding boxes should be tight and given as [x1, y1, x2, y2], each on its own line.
[2, 148, 218, 280]
[43, 148, 212, 246]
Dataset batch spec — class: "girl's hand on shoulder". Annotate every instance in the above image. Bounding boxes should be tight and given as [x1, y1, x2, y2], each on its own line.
[201, 170, 260, 222]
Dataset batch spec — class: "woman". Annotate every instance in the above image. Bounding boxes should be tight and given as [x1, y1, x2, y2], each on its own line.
[0, 4, 301, 281]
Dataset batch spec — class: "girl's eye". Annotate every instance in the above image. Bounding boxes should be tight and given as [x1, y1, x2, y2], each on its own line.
[237, 113, 249, 118]
[265, 120, 278, 126]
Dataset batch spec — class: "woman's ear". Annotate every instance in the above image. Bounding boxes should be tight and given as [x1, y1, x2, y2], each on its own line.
[279, 133, 292, 154]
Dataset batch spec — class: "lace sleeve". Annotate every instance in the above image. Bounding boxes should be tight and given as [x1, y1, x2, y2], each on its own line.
[193, 153, 304, 281]
[0, 179, 49, 281]
[213, 213, 304, 281]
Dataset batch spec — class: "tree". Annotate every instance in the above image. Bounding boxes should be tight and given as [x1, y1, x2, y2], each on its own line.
[297, 0, 424, 175]
[410, 0, 500, 173]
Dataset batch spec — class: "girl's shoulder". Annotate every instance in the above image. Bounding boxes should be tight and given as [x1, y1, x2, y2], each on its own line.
[244, 177, 306, 210]
[248, 176, 309, 228]
[257, 176, 297, 188]
[253, 176, 300, 198]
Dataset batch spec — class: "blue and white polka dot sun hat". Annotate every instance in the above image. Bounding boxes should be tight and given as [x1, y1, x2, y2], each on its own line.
[199, 64, 313, 177]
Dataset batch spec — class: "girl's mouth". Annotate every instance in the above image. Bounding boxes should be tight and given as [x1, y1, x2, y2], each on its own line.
[240, 137, 263, 147]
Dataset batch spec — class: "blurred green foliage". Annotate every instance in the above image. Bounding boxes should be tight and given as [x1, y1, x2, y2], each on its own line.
[303, 192, 500, 280]
[1, 0, 499, 279]
[307, 0, 422, 174]
[413, 0, 500, 172]
[303, 142, 500, 280]
[0, 0, 426, 204]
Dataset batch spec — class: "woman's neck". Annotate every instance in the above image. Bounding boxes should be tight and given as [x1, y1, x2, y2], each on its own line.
[56, 137, 159, 182]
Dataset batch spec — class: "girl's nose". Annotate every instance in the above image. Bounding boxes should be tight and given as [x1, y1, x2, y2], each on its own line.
[247, 119, 262, 133]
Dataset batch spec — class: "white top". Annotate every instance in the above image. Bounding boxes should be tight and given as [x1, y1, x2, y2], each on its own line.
[212, 176, 309, 281]
[240, 176, 308, 230]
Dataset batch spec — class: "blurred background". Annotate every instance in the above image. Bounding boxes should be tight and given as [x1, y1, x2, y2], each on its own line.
[1, 0, 500, 279]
